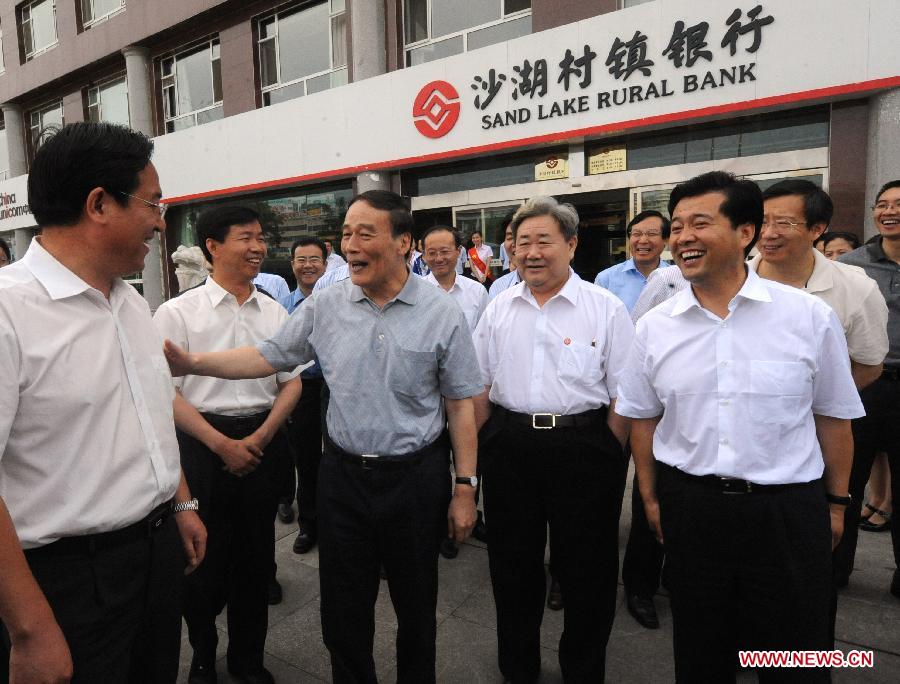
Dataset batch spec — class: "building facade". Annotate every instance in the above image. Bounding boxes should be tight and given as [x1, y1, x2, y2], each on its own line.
[0, 0, 898, 307]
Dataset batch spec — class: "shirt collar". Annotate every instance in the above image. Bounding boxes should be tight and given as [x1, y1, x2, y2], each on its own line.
[425, 271, 460, 292]
[349, 269, 420, 306]
[23, 237, 112, 302]
[670, 267, 771, 317]
[748, 249, 832, 293]
[203, 275, 261, 308]
[513, 268, 580, 307]
[866, 235, 890, 262]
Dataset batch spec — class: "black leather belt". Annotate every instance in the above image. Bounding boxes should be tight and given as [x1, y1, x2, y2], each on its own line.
[660, 462, 815, 494]
[325, 433, 447, 470]
[200, 411, 269, 432]
[24, 500, 174, 558]
[495, 405, 607, 429]
[882, 366, 900, 381]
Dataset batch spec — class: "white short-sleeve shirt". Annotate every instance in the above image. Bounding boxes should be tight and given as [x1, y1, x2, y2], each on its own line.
[473, 270, 634, 415]
[424, 272, 488, 332]
[153, 277, 298, 416]
[615, 269, 865, 484]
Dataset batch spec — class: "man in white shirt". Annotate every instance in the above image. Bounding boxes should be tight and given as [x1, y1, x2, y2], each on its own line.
[0, 122, 205, 683]
[324, 239, 346, 271]
[422, 226, 488, 332]
[473, 196, 633, 683]
[154, 206, 301, 684]
[616, 171, 863, 681]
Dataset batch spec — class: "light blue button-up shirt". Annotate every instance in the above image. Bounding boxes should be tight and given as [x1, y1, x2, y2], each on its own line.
[593, 258, 670, 313]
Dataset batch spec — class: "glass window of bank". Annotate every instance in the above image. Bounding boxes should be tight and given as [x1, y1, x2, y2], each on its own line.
[404, 0, 531, 67]
[258, 1, 348, 107]
[80, 0, 124, 29]
[165, 184, 353, 294]
[159, 38, 223, 133]
[87, 76, 129, 125]
[20, 0, 58, 60]
[28, 100, 63, 156]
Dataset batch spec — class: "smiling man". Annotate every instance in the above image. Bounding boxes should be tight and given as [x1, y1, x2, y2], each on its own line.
[594, 210, 671, 313]
[0, 123, 205, 683]
[422, 226, 488, 332]
[163, 190, 483, 683]
[473, 196, 633, 683]
[153, 206, 301, 684]
[839, 180, 900, 598]
[616, 171, 864, 682]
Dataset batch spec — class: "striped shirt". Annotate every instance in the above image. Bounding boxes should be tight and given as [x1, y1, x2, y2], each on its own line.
[630, 264, 688, 323]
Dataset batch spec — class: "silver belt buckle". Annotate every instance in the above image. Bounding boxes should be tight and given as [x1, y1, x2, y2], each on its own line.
[532, 413, 556, 429]
[361, 453, 378, 469]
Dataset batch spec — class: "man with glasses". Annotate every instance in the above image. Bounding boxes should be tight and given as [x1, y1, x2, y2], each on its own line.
[277, 238, 328, 558]
[594, 210, 671, 313]
[0, 122, 205, 683]
[839, 180, 900, 598]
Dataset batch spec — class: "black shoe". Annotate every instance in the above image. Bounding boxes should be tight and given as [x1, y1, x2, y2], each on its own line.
[292, 521, 317, 554]
[188, 656, 217, 684]
[891, 569, 900, 599]
[277, 502, 295, 524]
[228, 667, 275, 684]
[471, 512, 488, 543]
[546, 578, 563, 611]
[267, 577, 282, 605]
[440, 537, 459, 559]
[626, 594, 660, 629]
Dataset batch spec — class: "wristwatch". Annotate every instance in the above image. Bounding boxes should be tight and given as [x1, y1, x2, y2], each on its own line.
[826, 493, 852, 506]
[173, 498, 200, 513]
[455, 475, 478, 488]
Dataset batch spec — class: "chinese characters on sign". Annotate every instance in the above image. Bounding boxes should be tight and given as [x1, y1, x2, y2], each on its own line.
[470, 5, 775, 131]
[588, 147, 628, 175]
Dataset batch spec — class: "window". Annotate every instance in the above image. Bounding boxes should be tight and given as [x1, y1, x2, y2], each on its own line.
[160, 39, 223, 133]
[622, 0, 655, 7]
[29, 100, 64, 154]
[258, 0, 347, 106]
[404, 0, 531, 67]
[87, 76, 129, 125]
[80, 0, 124, 28]
[21, 0, 58, 60]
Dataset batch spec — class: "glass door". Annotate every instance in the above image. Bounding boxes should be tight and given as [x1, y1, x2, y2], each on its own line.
[452, 200, 523, 264]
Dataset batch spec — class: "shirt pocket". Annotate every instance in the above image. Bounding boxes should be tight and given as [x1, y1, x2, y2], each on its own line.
[389, 348, 438, 398]
[558, 341, 605, 386]
[747, 360, 810, 425]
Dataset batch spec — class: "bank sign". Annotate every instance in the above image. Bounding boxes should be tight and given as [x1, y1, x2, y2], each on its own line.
[150, 0, 898, 203]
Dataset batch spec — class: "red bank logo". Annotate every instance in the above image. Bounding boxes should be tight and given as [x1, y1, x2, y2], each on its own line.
[413, 81, 461, 138]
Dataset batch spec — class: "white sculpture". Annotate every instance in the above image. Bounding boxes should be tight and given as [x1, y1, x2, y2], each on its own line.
[171, 245, 209, 292]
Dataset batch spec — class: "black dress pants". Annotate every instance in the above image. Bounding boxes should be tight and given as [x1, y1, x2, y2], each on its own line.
[621, 471, 665, 598]
[317, 436, 451, 684]
[657, 463, 832, 683]
[178, 412, 290, 674]
[284, 377, 324, 523]
[480, 410, 628, 683]
[1, 512, 183, 684]
[833, 375, 900, 582]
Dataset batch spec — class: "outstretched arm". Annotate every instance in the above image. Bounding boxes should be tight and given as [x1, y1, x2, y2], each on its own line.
[164, 339, 276, 379]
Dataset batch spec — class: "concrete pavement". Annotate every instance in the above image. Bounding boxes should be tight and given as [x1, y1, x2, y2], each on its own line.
[177, 467, 900, 682]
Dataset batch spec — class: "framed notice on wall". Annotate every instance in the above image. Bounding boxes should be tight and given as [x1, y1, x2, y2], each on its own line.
[535, 154, 569, 181]
[588, 146, 627, 175]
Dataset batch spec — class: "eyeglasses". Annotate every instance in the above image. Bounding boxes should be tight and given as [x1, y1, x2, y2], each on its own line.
[760, 219, 806, 233]
[118, 191, 168, 218]
[424, 249, 457, 259]
[292, 256, 324, 265]
[874, 200, 900, 211]
[628, 230, 663, 239]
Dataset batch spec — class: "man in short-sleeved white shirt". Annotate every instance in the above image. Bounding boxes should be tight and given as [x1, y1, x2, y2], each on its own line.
[154, 206, 301, 682]
[615, 172, 863, 682]
[472, 196, 633, 683]
[422, 226, 488, 332]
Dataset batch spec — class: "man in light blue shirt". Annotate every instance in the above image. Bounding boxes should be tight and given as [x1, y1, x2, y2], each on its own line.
[593, 210, 671, 313]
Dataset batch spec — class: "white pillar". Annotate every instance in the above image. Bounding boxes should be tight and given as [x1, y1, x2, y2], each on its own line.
[865, 88, 900, 240]
[1, 103, 28, 177]
[122, 45, 164, 310]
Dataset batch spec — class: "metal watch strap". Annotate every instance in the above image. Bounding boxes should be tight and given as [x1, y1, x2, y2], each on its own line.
[173, 498, 199, 513]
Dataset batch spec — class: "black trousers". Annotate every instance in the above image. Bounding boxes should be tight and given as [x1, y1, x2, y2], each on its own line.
[1, 512, 183, 684]
[657, 463, 832, 683]
[177, 412, 291, 674]
[833, 375, 900, 581]
[621, 471, 665, 597]
[318, 436, 451, 684]
[283, 377, 324, 523]
[480, 409, 628, 683]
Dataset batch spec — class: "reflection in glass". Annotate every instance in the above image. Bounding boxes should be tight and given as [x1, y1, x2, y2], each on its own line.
[407, 36, 463, 66]
[467, 14, 531, 51]
[404, 0, 428, 44]
[176, 46, 216, 113]
[279, 3, 331, 82]
[432, 0, 499, 39]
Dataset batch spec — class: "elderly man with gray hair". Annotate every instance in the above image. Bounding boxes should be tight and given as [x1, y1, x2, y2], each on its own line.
[472, 196, 634, 683]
